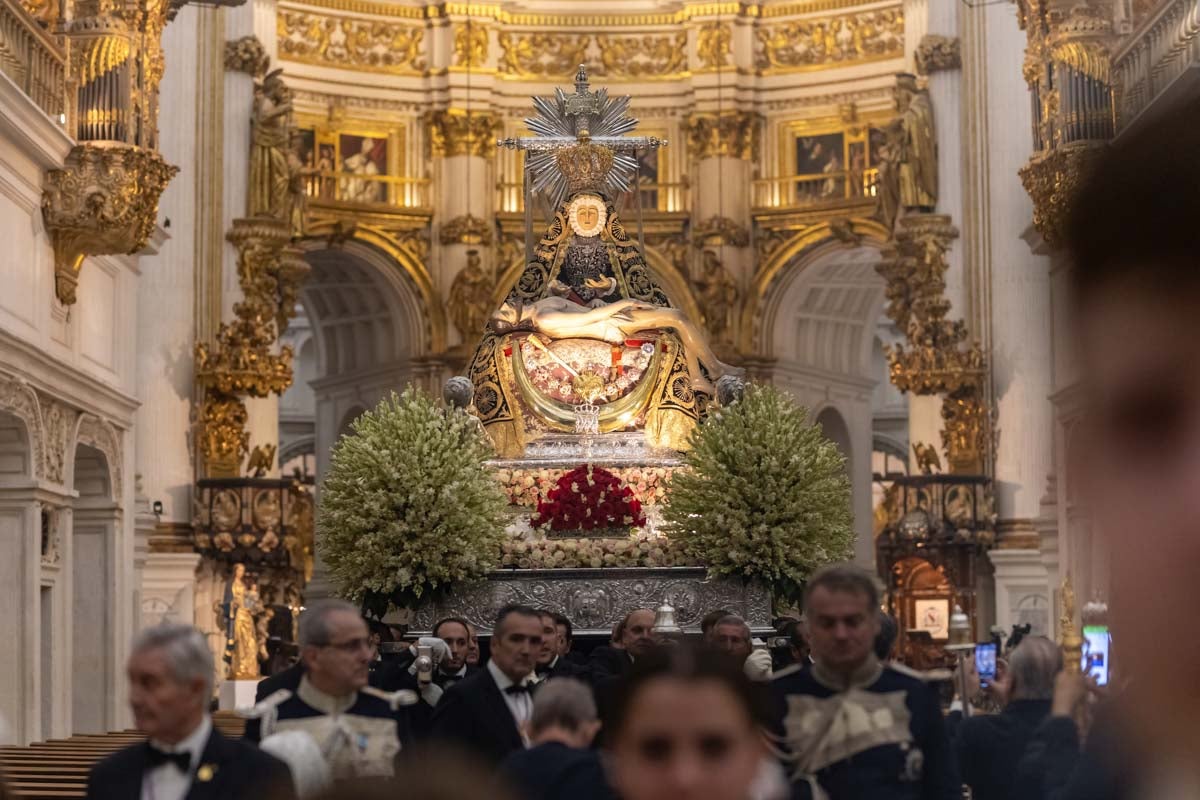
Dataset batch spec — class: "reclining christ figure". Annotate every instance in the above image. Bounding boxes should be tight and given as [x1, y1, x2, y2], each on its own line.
[489, 296, 739, 395]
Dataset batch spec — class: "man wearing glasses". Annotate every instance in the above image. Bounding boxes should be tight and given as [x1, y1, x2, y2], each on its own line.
[243, 599, 416, 780]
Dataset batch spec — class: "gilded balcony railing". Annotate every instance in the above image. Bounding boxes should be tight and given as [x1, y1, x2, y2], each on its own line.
[304, 170, 432, 210]
[495, 181, 691, 215]
[752, 168, 879, 210]
[0, 0, 67, 122]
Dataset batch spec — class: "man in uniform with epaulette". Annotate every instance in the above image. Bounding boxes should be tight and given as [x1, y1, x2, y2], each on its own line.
[769, 564, 959, 800]
[242, 599, 417, 781]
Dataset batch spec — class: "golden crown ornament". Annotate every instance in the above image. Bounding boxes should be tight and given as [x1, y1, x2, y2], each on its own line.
[497, 64, 667, 209]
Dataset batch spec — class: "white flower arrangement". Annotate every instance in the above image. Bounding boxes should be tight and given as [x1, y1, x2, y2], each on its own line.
[662, 384, 854, 604]
[317, 387, 509, 616]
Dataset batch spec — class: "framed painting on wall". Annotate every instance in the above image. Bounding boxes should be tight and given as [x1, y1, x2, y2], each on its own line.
[913, 598, 950, 640]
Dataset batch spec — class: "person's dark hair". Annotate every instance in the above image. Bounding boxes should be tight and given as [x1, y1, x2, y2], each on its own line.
[1066, 102, 1200, 303]
[494, 604, 540, 636]
[701, 608, 735, 636]
[432, 616, 471, 640]
[552, 612, 573, 642]
[608, 645, 767, 742]
[802, 562, 880, 610]
[874, 612, 898, 660]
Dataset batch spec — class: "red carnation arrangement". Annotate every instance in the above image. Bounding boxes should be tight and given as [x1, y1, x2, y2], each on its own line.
[531, 464, 647, 534]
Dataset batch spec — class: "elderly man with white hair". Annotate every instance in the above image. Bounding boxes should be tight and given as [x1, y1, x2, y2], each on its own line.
[85, 623, 294, 800]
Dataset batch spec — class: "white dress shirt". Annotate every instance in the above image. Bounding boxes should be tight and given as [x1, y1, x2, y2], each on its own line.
[486, 659, 534, 734]
[141, 715, 212, 800]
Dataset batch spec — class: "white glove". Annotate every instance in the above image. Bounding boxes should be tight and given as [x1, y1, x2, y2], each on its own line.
[407, 637, 451, 674]
[419, 682, 443, 707]
[744, 648, 773, 682]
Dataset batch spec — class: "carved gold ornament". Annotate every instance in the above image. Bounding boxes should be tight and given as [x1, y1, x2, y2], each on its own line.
[567, 194, 608, 238]
[754, 8, 905, 73]
[876, 214, 991, 474]
[454, 22, 488, 68]
[592, 31, 688, 79]
[41, 144, 178, 305]
[195, 396, 251, 478]
[684, 112, 760, 161]
[914, 34, 961, 75]
[1018, 145, 1100, 248]
[429, 110, 503, 158]
[697, 22, 733, 69]
[225, 35, 269, 76]
[498, 31, 588, 78]
[440, 214, 494, 245]
[277, 11, 426, 74]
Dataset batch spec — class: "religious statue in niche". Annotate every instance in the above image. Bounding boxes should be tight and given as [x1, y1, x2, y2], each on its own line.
[248, 69, 293, 219]
[448, 249, 495, 343]
[878, 73, 938, 231]
[471, 66, 743, 456]
[694, 249, 738, 345]
[220, 563, 264, 680]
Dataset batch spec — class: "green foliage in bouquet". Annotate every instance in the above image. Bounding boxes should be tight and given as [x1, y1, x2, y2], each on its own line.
[317, 387, 508, 617]
[662, 384, 854, 604]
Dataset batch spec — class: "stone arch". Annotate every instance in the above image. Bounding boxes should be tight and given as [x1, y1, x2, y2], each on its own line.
[300, 223, 443, 355]
[70, 436, 120, 734]
[0, 374, 43, 481]
[743, 217, 889, 354]
[69, 414, 123, 502]
[815, 405, 853, 473]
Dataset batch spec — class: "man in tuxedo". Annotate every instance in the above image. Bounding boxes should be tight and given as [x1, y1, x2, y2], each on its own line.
[430, 617, 479, 689]
[431, 603, 543, 764]
[553, 612, 587, 668]
[86, 623, 294, 800]
[500, 678, 614, 800]
[535, 610, 587, 681]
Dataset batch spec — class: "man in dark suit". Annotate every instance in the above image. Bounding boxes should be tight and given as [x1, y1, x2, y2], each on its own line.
[86, 622, 294, 800]
[431, 603, 544, 765]
[535, 610, 587, 681]
[587, 608, 656, 684]
[500, 677, 615, 800]
[953, 635, 1058, 800]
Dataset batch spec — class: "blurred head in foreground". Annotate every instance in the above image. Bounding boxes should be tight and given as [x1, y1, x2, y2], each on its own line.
[1067, 101, 1200, 759]
[606, 646, 764, 800]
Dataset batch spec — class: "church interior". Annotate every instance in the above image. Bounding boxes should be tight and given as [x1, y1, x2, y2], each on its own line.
[0, 0, 1176, 762]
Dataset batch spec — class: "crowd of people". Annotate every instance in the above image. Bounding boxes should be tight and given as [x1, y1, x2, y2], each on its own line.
[58, 560, 1123, 800]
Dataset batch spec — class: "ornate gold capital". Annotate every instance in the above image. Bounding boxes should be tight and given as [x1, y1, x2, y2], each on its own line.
[41, 143, 178, 305]
[1019, 144, 1102, 248]
[693, 216, 749, 248]
[684, 111, 761, 161]
[225, 35, 269, 77]
[440, 214, 494, 245]
[914, 34, 961, 75]
[428, 110, 503, 159]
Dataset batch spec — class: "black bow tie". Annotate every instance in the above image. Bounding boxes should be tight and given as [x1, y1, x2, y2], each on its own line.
[146, 744, 191, 773]
[504, 683, 531, 695]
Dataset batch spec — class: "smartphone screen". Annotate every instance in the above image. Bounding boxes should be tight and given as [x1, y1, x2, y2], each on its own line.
[1082, 625, 1111, 686]
[975, 642, 997, 684]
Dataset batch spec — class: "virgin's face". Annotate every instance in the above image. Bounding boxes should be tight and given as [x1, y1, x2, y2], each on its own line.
[578, 205, 599, 230]
[610, 677, 763, 800]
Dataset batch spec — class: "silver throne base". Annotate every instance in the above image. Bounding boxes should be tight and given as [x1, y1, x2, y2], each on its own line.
[410, 567, 771, 636]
